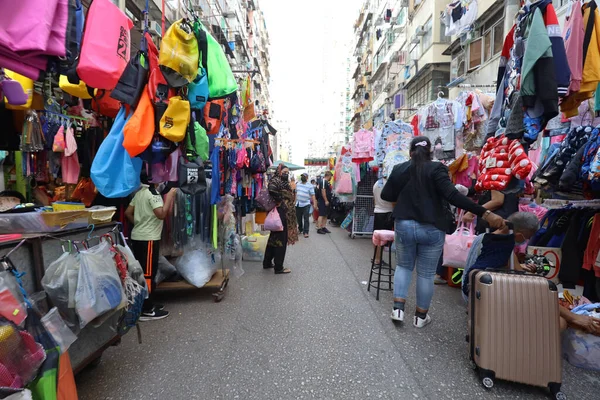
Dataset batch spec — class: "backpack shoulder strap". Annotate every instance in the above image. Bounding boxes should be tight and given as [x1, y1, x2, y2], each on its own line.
[197, 28, 208, 77]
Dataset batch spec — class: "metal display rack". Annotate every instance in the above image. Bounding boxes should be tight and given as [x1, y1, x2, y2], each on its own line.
[350, 172, 379, 239]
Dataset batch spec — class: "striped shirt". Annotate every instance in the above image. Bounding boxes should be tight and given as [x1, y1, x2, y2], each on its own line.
[295, 182, 315, 207]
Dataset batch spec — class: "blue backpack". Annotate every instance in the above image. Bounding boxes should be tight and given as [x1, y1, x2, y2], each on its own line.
[188, 67, 209, 110]
[91, 107, 143, 198]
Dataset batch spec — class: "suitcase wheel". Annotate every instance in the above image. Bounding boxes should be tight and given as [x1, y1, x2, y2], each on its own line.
[482, 377, 494, 390]
[549, 383, 566, 400]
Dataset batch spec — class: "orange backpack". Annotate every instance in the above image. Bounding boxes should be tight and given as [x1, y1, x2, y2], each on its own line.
[203, 99, 226, 135]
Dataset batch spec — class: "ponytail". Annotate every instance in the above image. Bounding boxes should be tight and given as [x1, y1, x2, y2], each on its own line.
[409, 137, 432, 183]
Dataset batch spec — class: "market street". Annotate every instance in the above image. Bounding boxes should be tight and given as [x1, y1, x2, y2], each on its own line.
[76, 226, 600, 400]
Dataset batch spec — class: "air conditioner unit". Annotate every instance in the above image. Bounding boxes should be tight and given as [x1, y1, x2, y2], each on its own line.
[149, 20, 162, 37]
[415, 25, 426, 36]
[410, 34, 420, 44]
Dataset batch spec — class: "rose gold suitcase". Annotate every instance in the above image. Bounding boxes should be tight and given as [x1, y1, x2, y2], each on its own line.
[467, 270, 565, 399]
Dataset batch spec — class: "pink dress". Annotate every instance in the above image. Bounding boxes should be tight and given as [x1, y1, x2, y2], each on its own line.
[352, 129, 374, 163]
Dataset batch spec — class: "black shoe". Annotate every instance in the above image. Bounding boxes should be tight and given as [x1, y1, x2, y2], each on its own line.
[317, 228, 326, 234]
[263, 264, 275, 269]
[154, 304, 166, 311]
[139, 309, 169, 321]
[323, 228, 331, 233]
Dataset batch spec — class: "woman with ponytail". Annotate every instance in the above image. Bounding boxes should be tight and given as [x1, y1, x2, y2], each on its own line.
[381, 137, 505, 328]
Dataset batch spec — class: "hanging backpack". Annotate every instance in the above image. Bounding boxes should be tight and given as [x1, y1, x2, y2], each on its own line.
[159, 19, 199, 88]
[185, 119, 209, 161]
[77, 0, 133, 89]
[203, 98, 226, 135]
[194, 23, 238, 99]
[250, 148, 267, 174]
[91, 106, 142, 198]
[178, 156, 207, 195]
[59, 0, 85, 75]
[159, 96, 191, 142]
[188, 67, 209, 110]
[111, 45, 149, 108]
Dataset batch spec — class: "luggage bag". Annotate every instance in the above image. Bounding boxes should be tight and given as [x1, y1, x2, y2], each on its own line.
[467, 270, 565, 399]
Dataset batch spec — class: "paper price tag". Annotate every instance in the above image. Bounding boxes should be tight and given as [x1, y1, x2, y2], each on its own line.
[485, 157, 497, 169]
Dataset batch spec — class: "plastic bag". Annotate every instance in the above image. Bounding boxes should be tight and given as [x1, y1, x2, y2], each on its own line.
[40, 253, 80, 333]
[0, 271, 27, 326]
[156, 256, 178, 285]
[4, 389, 33, 400]
[562, 303, 600, 371]
[75, 242, 124, 329]
[174, 249, 218, 288]
[40, 308, 77, 354]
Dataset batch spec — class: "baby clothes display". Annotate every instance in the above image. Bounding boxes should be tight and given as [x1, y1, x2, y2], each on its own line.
[352, 129, 375, 163]
[375, 120, 413, 164]
[418, 99, 463, 152]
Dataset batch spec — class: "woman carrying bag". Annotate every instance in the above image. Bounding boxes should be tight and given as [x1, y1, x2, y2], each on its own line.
[263, 165, 298, 274]
[381, 137, 505, 328]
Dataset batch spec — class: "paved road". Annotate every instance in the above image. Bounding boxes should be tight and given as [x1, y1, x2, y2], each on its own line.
[77, 225, 600, 399]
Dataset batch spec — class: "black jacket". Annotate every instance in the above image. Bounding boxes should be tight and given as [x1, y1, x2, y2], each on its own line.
[381, 160, 487, 233]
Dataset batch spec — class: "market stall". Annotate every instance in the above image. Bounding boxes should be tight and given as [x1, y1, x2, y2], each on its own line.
[0, 0, 274, 397]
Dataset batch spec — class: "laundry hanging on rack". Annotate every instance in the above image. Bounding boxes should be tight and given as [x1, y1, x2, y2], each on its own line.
[442, 0, 478, 37]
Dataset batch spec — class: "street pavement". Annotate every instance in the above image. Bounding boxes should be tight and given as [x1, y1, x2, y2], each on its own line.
[77, 224, 600, 400]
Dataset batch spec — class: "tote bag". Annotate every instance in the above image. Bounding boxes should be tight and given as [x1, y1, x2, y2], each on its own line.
[77, 0, 133, 89]
[91, 107, 142, 198]
[264, 208, 283, 232]
[443, 220, 476, 269]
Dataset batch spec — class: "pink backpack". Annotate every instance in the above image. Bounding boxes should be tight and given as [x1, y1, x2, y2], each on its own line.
[77, 0, 133, 89]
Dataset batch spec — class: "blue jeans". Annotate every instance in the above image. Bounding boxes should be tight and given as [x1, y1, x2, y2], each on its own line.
[394, 220, 445, 310]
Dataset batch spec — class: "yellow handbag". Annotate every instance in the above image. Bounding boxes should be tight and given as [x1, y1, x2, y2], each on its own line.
[59, 75, 93, 99]
[159, 96, 190, 142]
[4, 70, 33, 110]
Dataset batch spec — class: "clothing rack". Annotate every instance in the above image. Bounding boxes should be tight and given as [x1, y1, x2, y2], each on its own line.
[214, 138, 259, 144]
[542, 199, 600, 209]
[457, 84, 497, 88]
[40, 110, 90, 122]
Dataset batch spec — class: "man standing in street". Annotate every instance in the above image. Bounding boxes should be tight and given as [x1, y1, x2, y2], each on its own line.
[296, 173, 317, 238]
[317, 171, 333, 234]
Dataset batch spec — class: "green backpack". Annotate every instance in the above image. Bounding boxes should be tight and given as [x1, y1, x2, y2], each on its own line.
[186, 120, 209, 161]
[194, 22, 238, 99]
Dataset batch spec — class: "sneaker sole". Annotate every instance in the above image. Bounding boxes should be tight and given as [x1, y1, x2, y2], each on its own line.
[139, 314, 169, 322]
[390, 313, 404, 322]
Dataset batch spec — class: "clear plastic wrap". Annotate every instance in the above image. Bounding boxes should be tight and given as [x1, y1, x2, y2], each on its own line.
[40, 253, 80, 333]
[40, 307, 77, 354]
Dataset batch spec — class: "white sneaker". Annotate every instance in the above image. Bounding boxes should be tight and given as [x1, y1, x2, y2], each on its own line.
[413, 314, 432, 328]
[390, 308, 404, 322]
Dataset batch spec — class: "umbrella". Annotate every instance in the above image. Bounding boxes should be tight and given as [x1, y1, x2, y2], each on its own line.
[269, 160, 305, 171]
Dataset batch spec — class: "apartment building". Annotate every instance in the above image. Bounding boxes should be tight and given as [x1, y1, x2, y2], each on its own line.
[349, 0, 452, 129]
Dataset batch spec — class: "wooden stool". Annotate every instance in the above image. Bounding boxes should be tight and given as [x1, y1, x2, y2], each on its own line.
[368, 230, 395, 300]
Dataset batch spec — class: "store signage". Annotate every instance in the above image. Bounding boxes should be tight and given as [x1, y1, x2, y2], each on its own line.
[304, 158, 329, 166]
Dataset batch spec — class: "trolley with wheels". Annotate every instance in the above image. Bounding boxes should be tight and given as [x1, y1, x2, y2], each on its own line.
[467, 270, 565, 399]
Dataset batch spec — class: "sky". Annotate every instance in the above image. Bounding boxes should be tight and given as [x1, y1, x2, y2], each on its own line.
[260, 0, 364, 165]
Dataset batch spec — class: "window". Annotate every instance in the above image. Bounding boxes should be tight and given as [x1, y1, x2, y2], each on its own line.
[493, 23, 504, 55]
[450, 50, 466, 80]
[469, 38, 482, 70]
[483, 29, 492, 63]
[422, 18, 433, 51]
[440, 17, 451, 44]
[468, 17, 504, 70]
